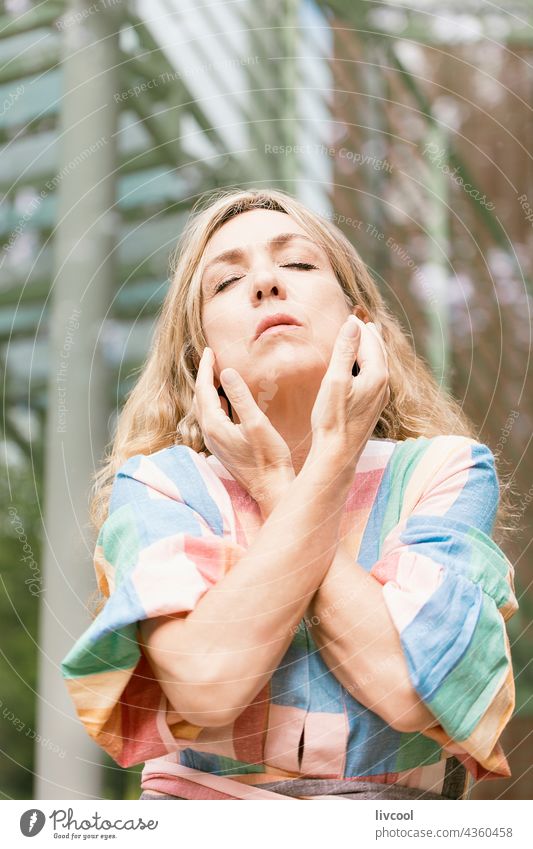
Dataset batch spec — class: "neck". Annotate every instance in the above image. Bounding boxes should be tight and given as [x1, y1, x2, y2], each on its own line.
[254, 376, 321, 476]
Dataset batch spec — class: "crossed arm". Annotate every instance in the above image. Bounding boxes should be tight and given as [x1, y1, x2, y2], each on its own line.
[261, 485, 438, 734]
[306, 538, 439, 733]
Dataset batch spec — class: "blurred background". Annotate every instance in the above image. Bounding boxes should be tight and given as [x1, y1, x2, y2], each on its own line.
[0, 0, 531, 800]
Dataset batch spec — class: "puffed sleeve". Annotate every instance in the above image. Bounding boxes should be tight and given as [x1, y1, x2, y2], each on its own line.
[61, 445, 247, 767]
[369, 435, 518, 780]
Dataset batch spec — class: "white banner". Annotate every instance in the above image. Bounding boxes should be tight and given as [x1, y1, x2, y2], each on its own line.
[3, 799, 530, 848]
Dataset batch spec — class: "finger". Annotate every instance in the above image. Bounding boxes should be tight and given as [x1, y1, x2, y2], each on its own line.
[365, 322, 389, 366]
[220, 367, 265, 428]
[326, 314, 362, 379]
[194, 347, 229, 425]
[350, 318, 388, 381]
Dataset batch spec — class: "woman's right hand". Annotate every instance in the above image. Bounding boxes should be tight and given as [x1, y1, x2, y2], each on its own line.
[308, 314, 390, 475]
[192, 347, 295, 516]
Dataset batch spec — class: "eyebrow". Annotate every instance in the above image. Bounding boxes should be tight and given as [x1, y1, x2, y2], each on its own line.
[203, 232, 319, 274]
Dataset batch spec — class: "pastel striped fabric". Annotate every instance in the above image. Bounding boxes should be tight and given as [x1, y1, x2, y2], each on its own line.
[61, 434, 518, 797]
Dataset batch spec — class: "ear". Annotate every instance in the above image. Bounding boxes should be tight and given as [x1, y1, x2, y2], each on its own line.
[352, 305, 372, 323]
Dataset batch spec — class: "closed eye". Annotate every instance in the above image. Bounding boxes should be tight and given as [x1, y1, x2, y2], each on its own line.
[214, 262, 317, 293]
[214, 275, 243, 293]
[282, 262, 317, 271]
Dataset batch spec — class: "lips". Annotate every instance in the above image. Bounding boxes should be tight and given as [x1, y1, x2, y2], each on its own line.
[254, 312, 302, 340]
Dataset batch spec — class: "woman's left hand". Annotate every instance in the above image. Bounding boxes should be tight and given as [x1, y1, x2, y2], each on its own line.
[193, 347, 295, 516]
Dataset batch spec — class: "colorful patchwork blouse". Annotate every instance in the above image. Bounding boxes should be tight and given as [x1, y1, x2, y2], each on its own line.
[61, 434, 518, 799]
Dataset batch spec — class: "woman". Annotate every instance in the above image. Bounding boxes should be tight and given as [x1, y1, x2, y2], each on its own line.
[62, 188, 518, 801]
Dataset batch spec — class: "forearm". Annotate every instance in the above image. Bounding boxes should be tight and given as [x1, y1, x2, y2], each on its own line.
[232, 470, 435, 732]
[140, 445, 358, 726]
[307, 540, 438, 732]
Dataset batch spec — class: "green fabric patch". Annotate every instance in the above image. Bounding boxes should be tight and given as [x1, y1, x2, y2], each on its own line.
[62, 624, 140, 678]
[211, 754, 265, 776]
[395, 729, 443, 772]
[379, 437, 431, 549]
[101, 503, 141, 587]
[426, 592, 509, 740]
[465, 526, 512, 608]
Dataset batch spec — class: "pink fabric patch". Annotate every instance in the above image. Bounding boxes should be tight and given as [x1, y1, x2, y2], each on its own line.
[345, 468, 389, 511]
[132, 535, 208, 616]
[220, 480, 260, 513]
[299, 711, 348, 777]
[378, 551, 445, 632]
[400, 759, 446, 794]
[264, 704, 307, 773]
[354, 440, 396, 473]
[233, 682, 270, 764]
[182, 535, 231, 585]
[135, 456, 183, 501]
[371, 551, 401, 585]
[119, 653, 169, 768]
[193, 724, 238, 761]
[413, 439, 471, 517]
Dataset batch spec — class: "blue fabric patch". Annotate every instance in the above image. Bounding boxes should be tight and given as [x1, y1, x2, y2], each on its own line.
[305, 632, 346, 715]
[439, 442, 498, 535]
[343, 692, 401, 776]
[398, 515, 505, 599]
[151, 445, 225, 536]
[358, 453, 397, 571]
[399, 514, 478, 578]
[109, 454, 142, 514]
[110, 446, 225, 538]
[269, 630, 310, 709]
[136, 499, 205, 549]
[400, 569, 482, 701]
[89, 574, 146, 639]
[180, 750, 225, 774]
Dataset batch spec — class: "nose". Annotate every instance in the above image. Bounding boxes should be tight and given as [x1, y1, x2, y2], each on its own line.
[250, 267, 287, 302]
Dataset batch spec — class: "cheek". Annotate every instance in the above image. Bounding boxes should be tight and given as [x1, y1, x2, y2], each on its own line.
[201, 304, 232, 349]
[304, 275, 345, 312]
[317, 330, 338, 366]
[310, 308, 347, 363]
[201, 309, 248, 372]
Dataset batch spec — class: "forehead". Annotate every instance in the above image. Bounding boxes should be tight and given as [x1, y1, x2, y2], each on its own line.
[203, 208, 310, 261]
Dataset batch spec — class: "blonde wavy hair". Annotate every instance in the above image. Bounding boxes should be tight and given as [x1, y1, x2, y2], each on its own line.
[90, 187, 516, 553]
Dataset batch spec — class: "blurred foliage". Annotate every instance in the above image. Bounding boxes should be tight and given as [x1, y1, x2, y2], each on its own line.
[0, 457, 41, 799]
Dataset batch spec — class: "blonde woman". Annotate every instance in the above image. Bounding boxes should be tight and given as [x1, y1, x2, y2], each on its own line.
[62, 188, 518, 801]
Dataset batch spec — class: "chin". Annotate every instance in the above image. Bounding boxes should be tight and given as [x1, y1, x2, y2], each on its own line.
[251, 355, 322, 384]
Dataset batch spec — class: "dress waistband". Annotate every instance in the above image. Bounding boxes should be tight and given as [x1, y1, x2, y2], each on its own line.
[140, 758, 468, 800]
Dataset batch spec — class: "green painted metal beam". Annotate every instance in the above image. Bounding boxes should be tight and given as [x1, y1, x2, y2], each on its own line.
[0, 2, 64, 40]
